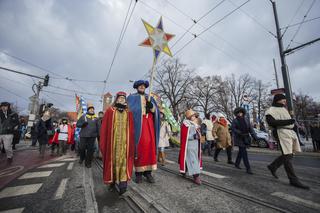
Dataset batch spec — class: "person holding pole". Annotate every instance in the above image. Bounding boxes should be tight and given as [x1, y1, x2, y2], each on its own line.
[127, 80, 160, 184]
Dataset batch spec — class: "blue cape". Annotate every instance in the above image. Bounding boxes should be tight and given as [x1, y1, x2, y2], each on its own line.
[127, 93, 160, 148]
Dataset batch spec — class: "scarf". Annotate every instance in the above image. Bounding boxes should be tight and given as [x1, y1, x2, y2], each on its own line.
[218, 117, 228, 127]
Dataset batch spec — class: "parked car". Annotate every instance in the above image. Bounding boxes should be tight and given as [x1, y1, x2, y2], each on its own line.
[251, 128, 277, 149]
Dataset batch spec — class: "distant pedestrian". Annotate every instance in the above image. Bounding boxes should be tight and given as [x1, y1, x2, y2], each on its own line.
[201, 113, 214, 156]
[266, 94, 309, 190]
[310, 122, 320, 152]
[179, 109, 202, 185]
[95, 111, 104, 159]
[0, 102, 19, 163]
[212, 114, 234, 164]
[158, 110, 171, 166]
[77, 104, 99, 168]
[12, 118, 21, 150]
[30, 123, 38, 146]
[232, 107, 258, 175]
[36, 111, 52, 158]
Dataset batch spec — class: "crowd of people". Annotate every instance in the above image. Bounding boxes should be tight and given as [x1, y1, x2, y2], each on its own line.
[1, 81, 315, 196]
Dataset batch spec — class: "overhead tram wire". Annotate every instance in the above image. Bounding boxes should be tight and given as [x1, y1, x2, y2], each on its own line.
[0, 51, 100, 97]
[174, 0, 251, 57]
[228, 0, 276, 38]
[0, 85, 29, 102]
[281, 16, 320, 30]
[48, 84, 101, 97]
[286, 0, 316, 50]
[101, 0, 137, 95]
[138, 0, 253, 79]
[163, 0, 263, 69]
[281, 0, 306, 38]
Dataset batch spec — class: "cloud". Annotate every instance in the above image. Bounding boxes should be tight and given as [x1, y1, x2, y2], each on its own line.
[0, 0, 319, 113]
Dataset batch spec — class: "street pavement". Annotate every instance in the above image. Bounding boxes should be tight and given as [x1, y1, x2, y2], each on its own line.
[0, 141, 319, 213]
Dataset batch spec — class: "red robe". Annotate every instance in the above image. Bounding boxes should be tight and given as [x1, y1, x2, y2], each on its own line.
[134, 113, 157, 172]
[99, 107, 135, 184]
[178, 121, 202, 173]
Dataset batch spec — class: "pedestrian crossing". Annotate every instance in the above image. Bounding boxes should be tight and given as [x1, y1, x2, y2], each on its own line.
[0, 157, 76, 213]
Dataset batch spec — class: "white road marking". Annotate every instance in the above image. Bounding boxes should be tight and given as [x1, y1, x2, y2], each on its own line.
[67, 162, 74, 171]
[18, 171, 52, 179]
[165, 159, 176, 164]
[0, 208, 25, 213]
[0, 184, 42, 199]
[201, 171, 227, 179]
[38, 163, 65, 168]
[271, 192, 320, 210]
[59, 158, 76, 162]
[53, 178, 69, 200]
[0, 166, 24, 178]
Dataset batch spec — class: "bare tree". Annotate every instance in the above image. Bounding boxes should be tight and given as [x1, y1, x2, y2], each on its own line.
[254, 80, 271, 122]
[154, 58, 194, 121]
[226, 74, 256, 107]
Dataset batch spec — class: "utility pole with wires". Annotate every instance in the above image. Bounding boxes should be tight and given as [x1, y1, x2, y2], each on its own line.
[272, 58, 279, 89]
[270, 0, 320, 115]
[0, 66, 49, 120]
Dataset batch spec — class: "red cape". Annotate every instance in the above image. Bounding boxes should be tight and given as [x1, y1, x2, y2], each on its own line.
[178, 122, 202, 173]
[99, 107, 135, 184]
[49, 125, 74, 145]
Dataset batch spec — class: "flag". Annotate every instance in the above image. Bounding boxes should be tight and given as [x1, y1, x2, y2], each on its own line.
[75, 94, 87, 119]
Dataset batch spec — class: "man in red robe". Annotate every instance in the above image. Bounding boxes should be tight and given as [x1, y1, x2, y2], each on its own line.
[127, 80, 160, 184]
[100, 92, 135, 195]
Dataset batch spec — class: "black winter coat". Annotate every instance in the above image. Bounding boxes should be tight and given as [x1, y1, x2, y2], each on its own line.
[36, 119, 52, 145]
[231, 117, 257, 148]
[0, 109, 19, 135]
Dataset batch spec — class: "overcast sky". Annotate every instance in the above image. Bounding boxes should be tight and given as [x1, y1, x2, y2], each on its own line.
[0, 0, 319, 113]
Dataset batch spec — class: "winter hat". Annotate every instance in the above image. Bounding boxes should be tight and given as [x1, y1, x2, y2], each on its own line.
[185, 109, 197, 119]
[133, 80, 149, 89]
[0, 102, 10, 107]
[211, 114, 217, 123]
[116, 91, 127, 98]
[87, 103, 95, 110]
[273, 93, 286, 104]
[234, 107, 246, 116]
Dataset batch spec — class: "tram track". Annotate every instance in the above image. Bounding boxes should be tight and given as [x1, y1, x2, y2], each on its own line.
[94, 159, 163, 213]
[158, 165, 292, 213]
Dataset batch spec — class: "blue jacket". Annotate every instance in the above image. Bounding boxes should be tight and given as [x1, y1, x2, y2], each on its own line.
[127, 93, 160, 148]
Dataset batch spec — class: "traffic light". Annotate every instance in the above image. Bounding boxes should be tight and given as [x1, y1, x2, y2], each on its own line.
[43, 74, 49, 86]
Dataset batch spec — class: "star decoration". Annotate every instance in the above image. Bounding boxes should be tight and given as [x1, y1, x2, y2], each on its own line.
[139, 17, 175, 62]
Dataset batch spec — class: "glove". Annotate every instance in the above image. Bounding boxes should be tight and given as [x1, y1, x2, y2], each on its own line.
[193, 134, 198, 140]
[288, 119, 295, 125]
[82, 122, 88, 128]
[146, 101, 153, 113]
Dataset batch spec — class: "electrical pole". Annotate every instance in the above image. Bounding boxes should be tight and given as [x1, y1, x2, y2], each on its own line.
[271, 1, 294, 114]
[272, 58, 279, 89]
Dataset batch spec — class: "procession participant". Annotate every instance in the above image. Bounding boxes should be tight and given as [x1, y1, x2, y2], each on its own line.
[36, 111, 52, 158]
[201, 113, 214, 156]
[212, 114, 234, 164]
[76, 104, 99, 168]
[0, 102, 19, 163]
[100, 92, 134, 195]
[266, 94, 309, 189]
[158, 111, 171, 166]
[50, 121, 59, 156]
[232, 107, 258, 174]
[57, 118, 73, 155]
[95, 111, 104, 159]
[127, 80, 160, 184]
[179, 109, 202, 185]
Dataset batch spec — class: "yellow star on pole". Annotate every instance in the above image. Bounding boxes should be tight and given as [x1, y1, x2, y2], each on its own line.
[139, 17, 175, 62]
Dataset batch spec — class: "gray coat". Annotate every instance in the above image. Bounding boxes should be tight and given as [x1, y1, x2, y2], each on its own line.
[76, 114, 99, 138]
[231, 117, 257, 148]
